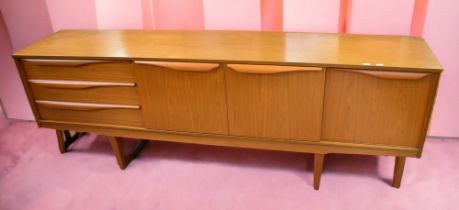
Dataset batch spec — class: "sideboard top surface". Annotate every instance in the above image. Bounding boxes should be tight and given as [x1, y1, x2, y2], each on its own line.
[14, 30, 442, 72]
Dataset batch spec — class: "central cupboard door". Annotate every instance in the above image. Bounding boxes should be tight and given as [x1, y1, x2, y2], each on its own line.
[134, 61, 228, 134]
[225, 64, 325, 141]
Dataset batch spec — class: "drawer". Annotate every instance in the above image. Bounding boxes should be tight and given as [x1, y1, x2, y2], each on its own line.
[322, 69, 435, 147]
[22, 59, 135, 82]
[225, 64, 324, 141]
[35, 100, 143, 127]
[28, 79, 139, 105]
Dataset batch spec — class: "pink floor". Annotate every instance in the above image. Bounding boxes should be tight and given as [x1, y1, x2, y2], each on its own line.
[0, 121, 458, 210]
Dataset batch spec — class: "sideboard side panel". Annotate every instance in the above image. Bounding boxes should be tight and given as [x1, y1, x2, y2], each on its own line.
[417, 72, 441, 157]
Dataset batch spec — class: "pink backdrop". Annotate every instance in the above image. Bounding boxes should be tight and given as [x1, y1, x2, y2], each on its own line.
[152, 0, 204, 30]
[423, 0, 459, 137]
[46, 0, 97, 31]
[203, 0, 261, 30]
[283, 0, 340, 33]
[0, 0, 458, 137]
[348, 0, 415, 35]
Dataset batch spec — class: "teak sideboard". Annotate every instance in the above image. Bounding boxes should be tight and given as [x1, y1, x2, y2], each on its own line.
[13, 30, 442, 190]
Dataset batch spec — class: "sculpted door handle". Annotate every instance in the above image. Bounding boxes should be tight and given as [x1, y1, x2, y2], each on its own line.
[23, 59, 124, 67]
[342, 70, 429, 80]
[227, 64, 322, 74]
[134, 61, 219, 72]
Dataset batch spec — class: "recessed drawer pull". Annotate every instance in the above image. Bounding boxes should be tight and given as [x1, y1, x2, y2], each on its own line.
[227, 64, 322, 74]
[23, 59, 123, 67]
[343, 70, 429, 80]
[134, 61, 219, 72]
[29, 80, 136, 89]
[36, 100, 140, 111]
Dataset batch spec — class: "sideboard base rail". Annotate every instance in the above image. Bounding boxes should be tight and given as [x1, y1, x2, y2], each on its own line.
[43, 121, 419, 158]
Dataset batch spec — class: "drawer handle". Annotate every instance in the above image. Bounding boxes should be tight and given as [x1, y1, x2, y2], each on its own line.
[344, 70, 429, 80]
[227, 64, 322, 74]
[36, 100, 140, 111]
[29, 80, 136, 89]
[23, 59, 123, 67]
[134, 61, 219, 72]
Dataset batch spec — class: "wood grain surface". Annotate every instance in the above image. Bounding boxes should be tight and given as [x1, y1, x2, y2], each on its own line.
[14, 30, 441, 72]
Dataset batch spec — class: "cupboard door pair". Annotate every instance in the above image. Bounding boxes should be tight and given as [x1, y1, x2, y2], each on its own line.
[135, 61, 325, 141]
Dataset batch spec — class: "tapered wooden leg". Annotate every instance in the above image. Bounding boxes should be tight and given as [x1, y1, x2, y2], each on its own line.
[56, 130, 66, 154]
[314, 153, 325, 190]
[56, 129, 85, 154]
[108, 136, 147, 170]
[109, 137, 128, 169]
[392, 156, 406, 188]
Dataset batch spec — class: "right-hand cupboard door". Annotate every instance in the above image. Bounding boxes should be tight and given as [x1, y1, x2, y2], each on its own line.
[322, 69, 437, 147]
[225, 64, 325, 141]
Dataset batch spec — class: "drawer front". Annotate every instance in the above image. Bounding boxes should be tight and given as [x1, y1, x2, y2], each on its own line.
[28, 79, 139, 105]
[22, 59, 135, 82]
[225, 64, 324, 141]
[36, 100, 143, 127]
[134, 61, 228, 134]
[322, 69, 435, 147]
